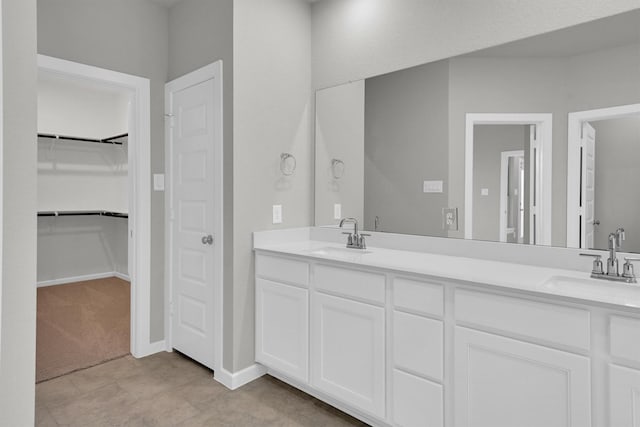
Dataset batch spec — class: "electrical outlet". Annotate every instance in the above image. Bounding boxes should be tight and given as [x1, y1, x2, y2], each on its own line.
[443, 207, 458, 231]
[272, 205, 282, 224]
[334, 203, 342, 220]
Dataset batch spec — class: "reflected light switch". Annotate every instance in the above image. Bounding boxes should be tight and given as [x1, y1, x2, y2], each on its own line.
[423, 180, 443, 193]
[153, 174, 165, 191]
[273, 205, 283, 224]
[481, 188, 489, 196]
[334, 204, 342, 220]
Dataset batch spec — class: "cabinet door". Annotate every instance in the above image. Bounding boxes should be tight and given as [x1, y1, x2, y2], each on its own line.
[311, 292, 385, 419]
[610, 364, 640, 427]
[393, 369, 443, 427]
[455, 327, 591, 427]
[256, 278, 309, 383]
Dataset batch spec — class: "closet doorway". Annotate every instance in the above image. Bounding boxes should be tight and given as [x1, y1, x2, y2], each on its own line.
[36, 56, 152, 382]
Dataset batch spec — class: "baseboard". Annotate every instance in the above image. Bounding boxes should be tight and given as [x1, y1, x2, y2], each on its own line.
[131, 340, 166, 359]
[214, 363, 267, 390]
[114, 272, 131, 282]
[37, 272, 118, 287]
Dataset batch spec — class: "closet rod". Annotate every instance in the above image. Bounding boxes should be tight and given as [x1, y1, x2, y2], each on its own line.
[37, 133, 127, 145]
[37, 210, 128, 218]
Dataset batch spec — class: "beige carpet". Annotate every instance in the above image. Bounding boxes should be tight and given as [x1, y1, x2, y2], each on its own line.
[36, 277, 130, 383]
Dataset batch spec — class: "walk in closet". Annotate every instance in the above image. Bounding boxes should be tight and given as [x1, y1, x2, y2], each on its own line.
[36, 72, 131, 382]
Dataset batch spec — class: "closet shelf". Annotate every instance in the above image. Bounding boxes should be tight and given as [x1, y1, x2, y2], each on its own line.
[37, 132, 128, 145]
[37, 210, 128, 218]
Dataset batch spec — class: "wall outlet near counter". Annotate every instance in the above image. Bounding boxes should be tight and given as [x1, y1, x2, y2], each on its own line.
[273, 205, 282, 224]
[443, 207, 458, 231]
[334, 203, 342, 220]
[423, 180, 443, 193]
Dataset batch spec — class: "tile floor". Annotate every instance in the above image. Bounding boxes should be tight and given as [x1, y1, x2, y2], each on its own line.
[36, 351, 367, 426]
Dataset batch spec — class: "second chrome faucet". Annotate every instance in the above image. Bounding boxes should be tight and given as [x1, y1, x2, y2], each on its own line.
[581, 227, 640, 283]
[339, 217, 370, 249]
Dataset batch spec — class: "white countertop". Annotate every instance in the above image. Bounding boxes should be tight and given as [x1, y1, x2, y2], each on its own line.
[254, 238, 640, 309]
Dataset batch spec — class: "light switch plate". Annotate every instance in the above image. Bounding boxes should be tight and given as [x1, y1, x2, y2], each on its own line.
[334, 203, 342, 220]
[272, 205, 283, 224]
[481, 188, 489, 196]
[423, 180, 443, 193]
[153, 174, 165, 191]
[443, 207, 458, 231]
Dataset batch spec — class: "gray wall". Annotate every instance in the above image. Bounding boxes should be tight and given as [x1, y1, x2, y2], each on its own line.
[592, 116, 640, 252]
[37, 0, 169, 341]
[0, 0, 38, 424]
[364, 60, 449, 236]
[167, 0, 235, 371]
[472, 125, 526, 242]
[233, 0, 312, 372]
[315, 80, 365, 226]
[311, 0, 639, 90]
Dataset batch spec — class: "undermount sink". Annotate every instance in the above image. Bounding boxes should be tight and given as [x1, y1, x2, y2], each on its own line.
[540, 274, 640, 300]
[307, 246, 372, 258]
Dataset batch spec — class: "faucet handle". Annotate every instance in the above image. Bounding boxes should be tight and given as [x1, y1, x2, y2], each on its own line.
[358, 233, 370, 249]
[580, 253, 604, 275]
[341, 231, 353, 246]
[623, 257, 640, 280]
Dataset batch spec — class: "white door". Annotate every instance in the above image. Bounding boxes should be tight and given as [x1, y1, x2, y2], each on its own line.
[255, 278, 309, 383]
[311, 292, 386, 419]
[167, 71, 221, 370]
[610, 364, 640, 427]
[454, 327, 591, 427]
[581, 122, 596, 249]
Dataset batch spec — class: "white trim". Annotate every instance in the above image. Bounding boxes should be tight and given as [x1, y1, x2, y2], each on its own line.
[0, 1, 4, 358]
[37, 272, 123, 288]
[499, 150, 525, 243]
[141, 341, 167, 357]
[37, 55, 153, 358]
[566, 103, 640, 248]
[114, 272, 131, 282]
[465, 113, 553, 246]
[164, 62, 224, 373]
[214, 364, 267, 390]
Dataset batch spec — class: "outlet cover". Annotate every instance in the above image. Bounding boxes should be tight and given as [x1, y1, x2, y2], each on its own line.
[153, 174, 165, 191]
[481, 188, 489, 196]
[443, 207, 458, 231]
[272, 205, 282, 224]
[334, 203, 342, 220]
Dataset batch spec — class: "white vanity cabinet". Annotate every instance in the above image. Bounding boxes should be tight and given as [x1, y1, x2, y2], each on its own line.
[454, 289, 591, 427]
[311, 264, 386, 419]
[255, 254, 310, 383]
[391, 277, 444, 427]
[254, 245, 640, 427]
[609, 315, 640, 426]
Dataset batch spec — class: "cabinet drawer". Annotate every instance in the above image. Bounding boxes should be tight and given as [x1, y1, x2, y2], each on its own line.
[393, 277, 443, 317]
[610, 315, 640, 363]
[255, 254, 309, 286]
[393, 370, 443, 427]
[393, 311, 443, 381]
[314, 264, 385, 304]
[455, 289, 590, 351]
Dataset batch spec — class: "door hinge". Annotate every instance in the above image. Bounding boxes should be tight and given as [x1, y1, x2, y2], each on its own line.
[165, 113, 175, 128]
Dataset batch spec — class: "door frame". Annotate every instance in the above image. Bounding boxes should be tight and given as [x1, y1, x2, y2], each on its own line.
[499, 150, 525, 243]
[465, 113, 553, 245]
[566, 103, 640, 248]
[37, 55, 154, 357]
[164, 61, 224, 375]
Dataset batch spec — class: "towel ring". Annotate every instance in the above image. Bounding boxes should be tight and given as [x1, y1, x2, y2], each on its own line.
[280, 153, 296, 176]
[331, 158, 345, 179]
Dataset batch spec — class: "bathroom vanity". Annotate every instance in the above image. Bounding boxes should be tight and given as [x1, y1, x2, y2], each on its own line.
[254, 228, 640, 427]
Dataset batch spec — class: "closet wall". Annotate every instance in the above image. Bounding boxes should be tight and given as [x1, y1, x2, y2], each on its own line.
[37, 75, 129, 285]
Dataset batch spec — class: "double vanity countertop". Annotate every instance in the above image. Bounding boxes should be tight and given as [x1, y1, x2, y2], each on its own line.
[254, 233, 640, 309]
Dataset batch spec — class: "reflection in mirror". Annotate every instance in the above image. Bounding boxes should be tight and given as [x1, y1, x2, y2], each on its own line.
[567, 104, 640, 252]
[465, 114, 553, 246]
[314, 10, 640, 251]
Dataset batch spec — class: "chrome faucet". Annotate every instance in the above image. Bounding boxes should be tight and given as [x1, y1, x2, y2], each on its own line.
[339, 217, 369, 249]
[580, 227, 638, 283]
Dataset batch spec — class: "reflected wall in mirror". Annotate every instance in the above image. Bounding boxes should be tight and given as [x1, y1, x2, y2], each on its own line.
[314, 9, 640, 252]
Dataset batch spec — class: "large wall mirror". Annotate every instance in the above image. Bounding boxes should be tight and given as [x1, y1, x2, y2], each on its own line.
[314, 9, 640, 253]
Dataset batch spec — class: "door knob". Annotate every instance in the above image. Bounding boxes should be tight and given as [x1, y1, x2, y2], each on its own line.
[201, 235, 213, 245]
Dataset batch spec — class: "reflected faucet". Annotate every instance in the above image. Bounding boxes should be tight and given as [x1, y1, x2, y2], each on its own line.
[607, 228, 625, 276]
